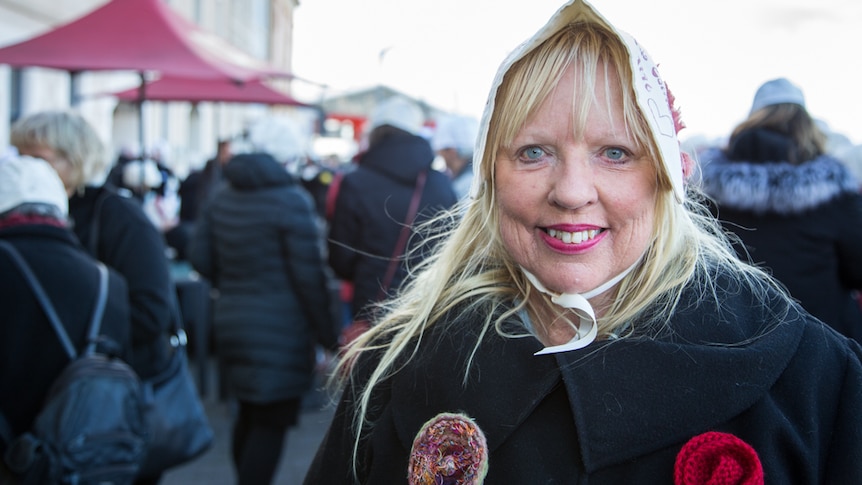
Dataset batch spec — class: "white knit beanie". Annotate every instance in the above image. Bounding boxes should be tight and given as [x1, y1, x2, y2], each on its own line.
[431, 114, 480, 157]
[0, 154, 68, 216]
[368, 96, 424, 135]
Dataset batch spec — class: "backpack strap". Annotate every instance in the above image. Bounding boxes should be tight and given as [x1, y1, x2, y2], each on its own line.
[83, 263, 109, 356]
[0, 241, 76, 359]
[0, 242, 109, 359]
[0, 244, 110, 455]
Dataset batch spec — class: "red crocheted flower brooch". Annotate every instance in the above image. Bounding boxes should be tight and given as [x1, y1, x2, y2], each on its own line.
[674, 431, 764, 485]
[408, 413, 489, 485]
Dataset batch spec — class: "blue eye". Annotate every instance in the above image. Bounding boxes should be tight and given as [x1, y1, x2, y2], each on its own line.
[604, 147, 626, 161]
[523, 146, 545, 160]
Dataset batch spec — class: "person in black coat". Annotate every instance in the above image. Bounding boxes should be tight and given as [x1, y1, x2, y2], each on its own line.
[328, 96, 458, 322]
[0, 155, 132, 449]
[10, 111, 175, 382]
[169, 139, 232, 260]
[188, 152, 338, 485]
[701, 77, 862, 342]
[305, 2, 862, 483]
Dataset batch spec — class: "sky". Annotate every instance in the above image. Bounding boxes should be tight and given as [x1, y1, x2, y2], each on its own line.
[292, 0, 862, 145]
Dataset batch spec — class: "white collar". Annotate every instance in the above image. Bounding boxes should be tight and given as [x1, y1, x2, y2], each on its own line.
[522, 258, 640, 355]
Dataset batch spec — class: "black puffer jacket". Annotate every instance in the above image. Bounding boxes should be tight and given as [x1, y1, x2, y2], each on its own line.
[701, 135, 862, 341]
[189, 153, 337, 403]
[328, 132, 457, 319]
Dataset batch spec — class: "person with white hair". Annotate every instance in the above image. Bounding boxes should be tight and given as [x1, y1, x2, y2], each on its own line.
[0, 154, 132, 481]
[327, 95, 457, 325]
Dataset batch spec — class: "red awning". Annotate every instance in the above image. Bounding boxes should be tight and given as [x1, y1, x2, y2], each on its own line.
[110, 76, 314, 106]
[0, 0, 287, 81]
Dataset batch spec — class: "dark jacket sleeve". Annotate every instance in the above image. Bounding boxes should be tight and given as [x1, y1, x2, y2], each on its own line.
[187, 204, 216, 285]
[281, 190, 338, 350]
[327, 175, 362, 281]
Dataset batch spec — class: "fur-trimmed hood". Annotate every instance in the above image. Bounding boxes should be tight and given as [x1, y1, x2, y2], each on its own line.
[700, 148, 859, 215]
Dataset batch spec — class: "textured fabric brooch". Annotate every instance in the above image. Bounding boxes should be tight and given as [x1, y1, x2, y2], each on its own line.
[674, 431, 764, 485]
[408, 412, 489, 485]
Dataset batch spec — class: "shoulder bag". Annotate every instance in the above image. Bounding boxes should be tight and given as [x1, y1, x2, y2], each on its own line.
[137, 310, 213, 477]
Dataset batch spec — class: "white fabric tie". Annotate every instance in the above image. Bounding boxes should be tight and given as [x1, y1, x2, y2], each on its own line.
[523, 259, 640, 355]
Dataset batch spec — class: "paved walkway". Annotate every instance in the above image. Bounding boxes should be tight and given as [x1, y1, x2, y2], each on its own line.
[160, 362, 336, 485]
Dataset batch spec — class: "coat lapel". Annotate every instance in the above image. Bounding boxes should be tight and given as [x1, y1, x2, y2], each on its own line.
[558, 293, 806, 472]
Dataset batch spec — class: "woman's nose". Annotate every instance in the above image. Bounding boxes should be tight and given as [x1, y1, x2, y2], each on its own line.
[548, 157, 598, 210]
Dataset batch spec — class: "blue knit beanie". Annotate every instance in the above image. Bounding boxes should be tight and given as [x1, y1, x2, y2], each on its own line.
[750, 78, 805, 114]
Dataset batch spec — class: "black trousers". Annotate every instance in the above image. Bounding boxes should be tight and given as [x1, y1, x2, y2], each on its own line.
[231, 399, 300, 485]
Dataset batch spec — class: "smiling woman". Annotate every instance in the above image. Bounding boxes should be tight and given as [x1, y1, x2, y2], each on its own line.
[304, 1, 862, 483]
[495, 54, 658, 322]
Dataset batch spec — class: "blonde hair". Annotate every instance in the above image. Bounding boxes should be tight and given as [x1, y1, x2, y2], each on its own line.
[10, 111, 108, 192]
[333, 21, 778, 476]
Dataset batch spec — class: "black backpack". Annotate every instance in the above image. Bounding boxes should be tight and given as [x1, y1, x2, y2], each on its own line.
[0, 242, 149, 485]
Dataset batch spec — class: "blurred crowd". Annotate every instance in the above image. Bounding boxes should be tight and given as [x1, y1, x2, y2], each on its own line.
[0, 96, 480, 484]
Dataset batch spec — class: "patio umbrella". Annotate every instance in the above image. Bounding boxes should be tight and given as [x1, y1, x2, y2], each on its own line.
[0, 0, 292, 146]
[110, 76, 314, 107]
[0, 0, 287, 81]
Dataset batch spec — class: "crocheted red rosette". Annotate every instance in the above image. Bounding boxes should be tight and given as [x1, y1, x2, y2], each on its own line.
[408, 412, 489, 485]
[674, 431, 764, 485]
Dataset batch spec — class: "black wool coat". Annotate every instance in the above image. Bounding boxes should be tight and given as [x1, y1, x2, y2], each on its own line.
[701, 144, 862, 342]
[328, 132, 457, 319]
[305, 270, 862, 484]
[0, 224, 132, 438]
[69, 185, 175, 379]
[188, 153, 338, 403]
